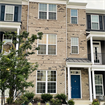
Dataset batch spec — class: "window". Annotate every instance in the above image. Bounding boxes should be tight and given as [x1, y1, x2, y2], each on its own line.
[71, 9, 78, 24]
[91, 15, 99, 30]
[71, 37, 79, 54]
[3, 34, 12, 54]
[37, 70, 56, 93]
[5, 5, 14, 21]
[95, 74, 103, 95]
[39, 3, 56, 20]
[38, 34, 57, 55]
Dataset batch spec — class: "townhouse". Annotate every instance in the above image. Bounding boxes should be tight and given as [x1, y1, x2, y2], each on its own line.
[0, 0, 105, 104]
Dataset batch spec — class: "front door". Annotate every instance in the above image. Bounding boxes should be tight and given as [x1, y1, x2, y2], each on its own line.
[71, 75, 81, 98]
[93, 42, 102, 64]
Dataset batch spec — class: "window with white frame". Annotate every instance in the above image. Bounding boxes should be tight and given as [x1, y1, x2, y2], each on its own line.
[71, 9, 78, 24]
[91, 15, 99, 30]
[3, 34, 12, 54]
[5, 5, 14, 21]
[37, 70, 56, 93]
[71, 37, 79, 54]
[38, 34, 57, 55]
[39, 3, 56, 20]
[95, 74, 103, 95]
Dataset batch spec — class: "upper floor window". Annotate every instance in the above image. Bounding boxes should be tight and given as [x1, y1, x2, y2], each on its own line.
[38, 34, 57, 55]
[39, 3, 56, 20]
[71, 9, 78, 24]
[1, 5, 19, 22]
[91, 15, 99, 30]
[87, 14, 104, 30]
[71, 37, 79, 54]
[5, 5, 14, 21]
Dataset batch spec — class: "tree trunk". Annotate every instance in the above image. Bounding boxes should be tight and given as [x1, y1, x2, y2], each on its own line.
[9, 88, 14, 104]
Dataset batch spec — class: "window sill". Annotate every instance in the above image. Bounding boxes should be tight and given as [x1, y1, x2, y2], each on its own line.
[37, 54, 57, 57]
[38, 19, 57, 21]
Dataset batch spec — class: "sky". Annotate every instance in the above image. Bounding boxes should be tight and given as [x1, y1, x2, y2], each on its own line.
[69, 0, 105, 9]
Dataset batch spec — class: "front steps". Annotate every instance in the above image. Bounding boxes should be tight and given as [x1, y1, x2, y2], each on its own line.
[74, 100, 92, 105]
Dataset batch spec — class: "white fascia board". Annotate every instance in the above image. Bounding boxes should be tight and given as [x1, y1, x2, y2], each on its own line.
[66, 62, 92, 68]
[86, 31, 105, 39]
[86, 9, 105, 14]
[67, 1, 87, 9]
[22, 1, 29, 5]
[92, 65, 105, 71]
[67, 5, 86, 9]
[0, 22, 21, 29]
[29, 0, 66, 4]
[0, 0, 22, 5]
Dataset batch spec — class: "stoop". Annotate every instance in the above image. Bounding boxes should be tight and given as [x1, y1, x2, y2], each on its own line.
[74, 100, 92, 105]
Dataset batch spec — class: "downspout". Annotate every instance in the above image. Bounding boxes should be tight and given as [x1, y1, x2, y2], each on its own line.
[65, 0, 67, 95]
[27, 0, 29, 32]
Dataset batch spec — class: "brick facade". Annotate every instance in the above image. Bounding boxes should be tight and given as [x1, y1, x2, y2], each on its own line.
[21, 2, 90, 100]
[26, 2, 67, 95]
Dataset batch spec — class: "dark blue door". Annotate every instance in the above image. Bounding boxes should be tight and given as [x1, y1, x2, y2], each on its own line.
[71, 75, 81, 98]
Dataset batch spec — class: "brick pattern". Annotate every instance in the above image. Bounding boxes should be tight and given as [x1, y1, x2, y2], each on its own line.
[67, 9, 87, 58]
[21, 5, 28, 32]
[26, 2, 66, 95]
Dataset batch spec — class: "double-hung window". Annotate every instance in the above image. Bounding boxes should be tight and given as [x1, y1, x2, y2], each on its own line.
[37, 70, 56, 93]
[91, 15, 99, 30]
[71, 37, 79, 54]
[39, 3, 56, 20]
[38, 34, 57, 55]
[95, 74, 103, 95]
[71, 9, 78, 24]
[5, 5, 14, 21]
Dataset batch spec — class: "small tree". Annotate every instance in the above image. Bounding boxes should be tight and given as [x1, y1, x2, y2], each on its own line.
[0, 31, 43, 105]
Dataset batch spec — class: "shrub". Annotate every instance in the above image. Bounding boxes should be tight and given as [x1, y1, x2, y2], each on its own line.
[34, 97, 42, 103]
[54, 93, 67, 104]
[15, 95, 28, 104]
[68, 99, 75, 105]
[50, 98, 62, 105]
[92, 99, 99, 105]
[6, 97, 13, 104]
[23, 92, 35, 101]
[41, 94, 53, 102]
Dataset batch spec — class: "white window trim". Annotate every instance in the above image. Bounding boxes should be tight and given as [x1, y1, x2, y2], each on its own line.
[36, 70, 57, 94]
[37, 34, 57, 55]
[71, 37, 79, 54]
[4, 5, 14, 21]
[38, 3, 57, 20]
[70, 9, 78, 24]
[95, 74, 104, 96]
[91, 15, 100, 30]
[2, 34, 12, 55]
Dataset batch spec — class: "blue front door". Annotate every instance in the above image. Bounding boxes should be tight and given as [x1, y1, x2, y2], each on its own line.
[71, 75, 81, 98]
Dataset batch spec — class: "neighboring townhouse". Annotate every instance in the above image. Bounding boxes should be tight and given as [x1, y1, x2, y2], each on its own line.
[0, 0, 105, 104]
[0, 0, 27, 101]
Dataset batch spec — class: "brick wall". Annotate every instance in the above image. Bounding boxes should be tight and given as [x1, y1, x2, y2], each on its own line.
[26, 2, 67, 95]
[67, 9, 87, 58]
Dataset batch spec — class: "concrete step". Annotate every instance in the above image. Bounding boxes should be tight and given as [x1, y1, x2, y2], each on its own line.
[74, 100, 92, 105]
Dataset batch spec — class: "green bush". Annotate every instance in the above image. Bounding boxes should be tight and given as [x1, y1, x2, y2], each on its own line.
[50, 98, 62, 105]
[23, 92, 35, 101]
[68, 99, 75, 105]
[41, 94, 53, 102]
[92, 99, 99, 105]
[6, 97, 13, 104]
[15, 95, 28, 104]
[54, 93, 67, 104]
[34, 97, 42, 103]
